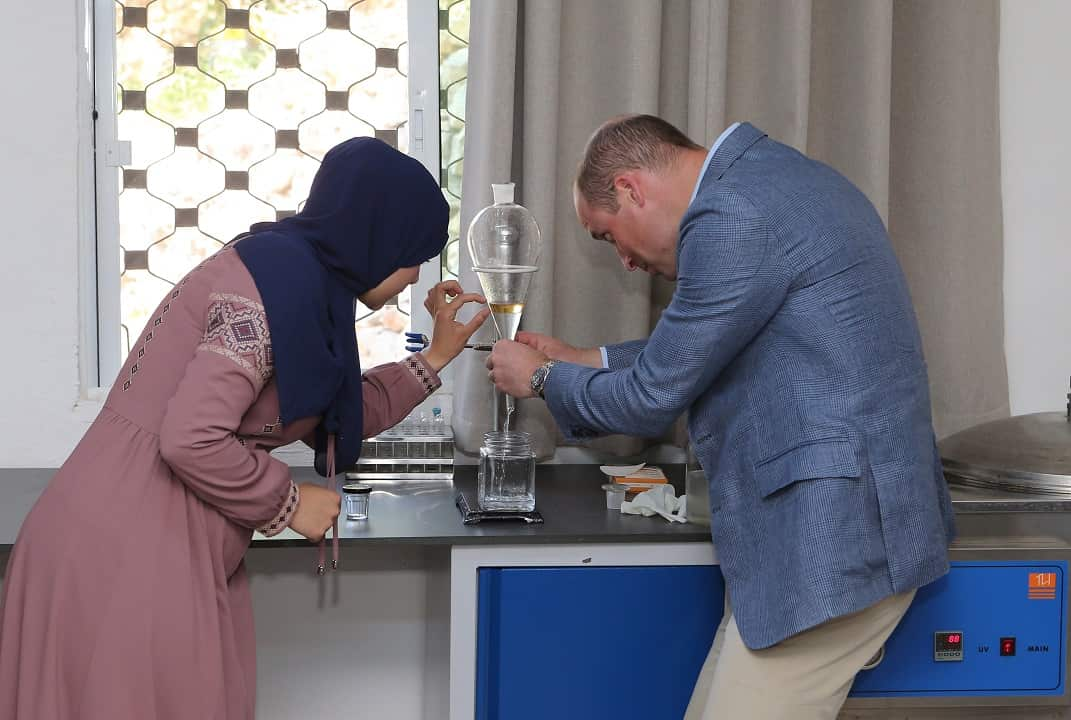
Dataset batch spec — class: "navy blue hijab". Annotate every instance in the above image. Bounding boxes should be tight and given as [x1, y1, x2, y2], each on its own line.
[235, 138, 448, 476]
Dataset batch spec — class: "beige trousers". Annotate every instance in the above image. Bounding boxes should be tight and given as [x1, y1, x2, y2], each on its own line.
[684, 590, 916, 720]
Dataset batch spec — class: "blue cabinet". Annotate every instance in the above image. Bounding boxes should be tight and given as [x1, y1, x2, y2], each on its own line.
[476, 565, 724, 720]
[474, 561, 1069, 716]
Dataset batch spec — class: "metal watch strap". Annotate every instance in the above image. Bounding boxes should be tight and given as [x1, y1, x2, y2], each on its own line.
[530, 363, 543, 397]
[533, 359, 557, 398]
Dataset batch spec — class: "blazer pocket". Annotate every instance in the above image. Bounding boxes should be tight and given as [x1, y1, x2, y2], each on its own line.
[754, 437, 862, 499]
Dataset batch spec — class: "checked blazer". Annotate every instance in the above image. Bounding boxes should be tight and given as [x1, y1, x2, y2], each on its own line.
[544, 123, 955, 649]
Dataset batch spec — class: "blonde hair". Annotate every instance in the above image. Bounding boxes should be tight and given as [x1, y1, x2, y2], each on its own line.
[575, 114, 703, 212]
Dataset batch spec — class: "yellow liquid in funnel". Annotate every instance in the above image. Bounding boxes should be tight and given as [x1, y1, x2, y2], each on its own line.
[490, 303, 524, 341]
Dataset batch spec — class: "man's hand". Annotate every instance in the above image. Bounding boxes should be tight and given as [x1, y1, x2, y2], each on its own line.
[516, 331, 602, 368]
[486, 339, 548, 399]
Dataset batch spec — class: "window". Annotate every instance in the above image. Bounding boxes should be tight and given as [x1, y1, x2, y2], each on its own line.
[91, 0, 469, 385]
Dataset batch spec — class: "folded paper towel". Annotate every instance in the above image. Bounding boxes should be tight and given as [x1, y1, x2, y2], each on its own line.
[620, 484, 688, 523]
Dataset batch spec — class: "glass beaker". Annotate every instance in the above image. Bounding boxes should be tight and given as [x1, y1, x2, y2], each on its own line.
[477, 431, 536, 511]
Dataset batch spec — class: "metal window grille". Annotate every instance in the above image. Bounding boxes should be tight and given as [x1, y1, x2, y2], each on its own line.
[92, 0, 469, 384]
[438, 0, 467, 281]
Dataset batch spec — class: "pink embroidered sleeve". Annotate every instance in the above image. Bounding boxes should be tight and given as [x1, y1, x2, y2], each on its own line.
[160, 293, 296, 531]
[256, 480, 299, 537]
[360, 353, 442, 437]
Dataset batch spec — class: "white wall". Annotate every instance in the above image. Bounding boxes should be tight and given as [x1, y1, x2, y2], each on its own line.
[246, 546, 448, 720]
[1000, 0, 1071, 416]
[0, 2, 100, 468]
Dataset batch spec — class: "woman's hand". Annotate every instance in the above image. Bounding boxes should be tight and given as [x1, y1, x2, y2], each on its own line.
[423, 280, 491, 371]
[289, 483, 341, 543]
[423, 279, 468, 316]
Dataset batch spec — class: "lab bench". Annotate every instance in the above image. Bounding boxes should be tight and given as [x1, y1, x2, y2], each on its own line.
[3, 466, 1071, 719]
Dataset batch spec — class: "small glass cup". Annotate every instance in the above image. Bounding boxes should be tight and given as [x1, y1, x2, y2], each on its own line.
[342, 483, 372, 520]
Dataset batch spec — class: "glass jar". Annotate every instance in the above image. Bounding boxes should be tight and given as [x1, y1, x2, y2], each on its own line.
[478, 431, 536, 511]
[342, 483, 371, 520]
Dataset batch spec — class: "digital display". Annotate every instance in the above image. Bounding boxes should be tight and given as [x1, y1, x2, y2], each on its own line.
[934, 630, 965, 661]
[935, 632, 963, 650]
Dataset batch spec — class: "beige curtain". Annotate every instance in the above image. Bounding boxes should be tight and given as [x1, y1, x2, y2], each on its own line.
[451, 0, 1008, 458]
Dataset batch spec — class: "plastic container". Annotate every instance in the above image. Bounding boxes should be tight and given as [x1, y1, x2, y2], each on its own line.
[342, 483, 372, 520]
[684, 471, 709, 526]
[601, 483, 626, 510]
[478, 431, 536, 511]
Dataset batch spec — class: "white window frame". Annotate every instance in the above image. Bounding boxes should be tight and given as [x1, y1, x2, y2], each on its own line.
[75, 0, 102, 398]
[83, 0, 444, 389]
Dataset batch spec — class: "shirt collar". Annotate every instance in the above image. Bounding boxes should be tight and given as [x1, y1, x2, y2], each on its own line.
[690, 122, 741, 204]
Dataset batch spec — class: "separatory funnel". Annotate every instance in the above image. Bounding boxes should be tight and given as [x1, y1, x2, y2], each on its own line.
[467, 183, 542, 428]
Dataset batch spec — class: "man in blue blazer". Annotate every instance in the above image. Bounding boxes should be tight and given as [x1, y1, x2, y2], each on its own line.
[487, 115, 954, 718]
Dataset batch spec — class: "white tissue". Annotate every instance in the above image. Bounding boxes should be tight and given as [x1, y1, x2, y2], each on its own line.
[620, 485, 688, 523]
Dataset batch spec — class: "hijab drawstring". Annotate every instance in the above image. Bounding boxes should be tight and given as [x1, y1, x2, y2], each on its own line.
[317, 434, 340, 574]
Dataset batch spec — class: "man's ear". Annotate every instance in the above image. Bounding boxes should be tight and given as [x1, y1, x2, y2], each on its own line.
[613, 173, 644, 208]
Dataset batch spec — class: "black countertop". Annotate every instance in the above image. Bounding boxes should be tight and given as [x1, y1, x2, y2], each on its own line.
[3, 465, 1070, 550]
[0, 465, 709, 549]
[263, 464, 709, 546]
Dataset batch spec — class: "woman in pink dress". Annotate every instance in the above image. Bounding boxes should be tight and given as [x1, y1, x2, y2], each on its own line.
[0, 138, 487, 719]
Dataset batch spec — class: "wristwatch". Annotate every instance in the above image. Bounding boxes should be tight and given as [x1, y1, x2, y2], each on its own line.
[529, 360, 558, 398]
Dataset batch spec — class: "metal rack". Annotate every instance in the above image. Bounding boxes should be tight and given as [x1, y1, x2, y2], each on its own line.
[348, 430, 455, 481]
